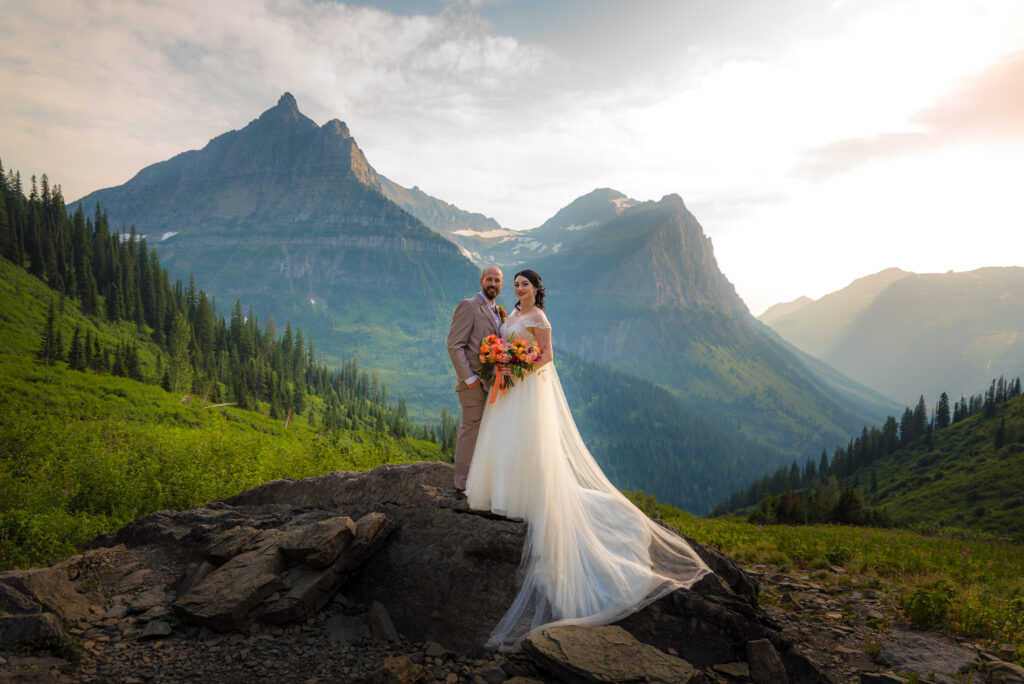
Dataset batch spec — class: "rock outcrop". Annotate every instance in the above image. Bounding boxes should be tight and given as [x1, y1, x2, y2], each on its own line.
[3, 461, 1016, 683]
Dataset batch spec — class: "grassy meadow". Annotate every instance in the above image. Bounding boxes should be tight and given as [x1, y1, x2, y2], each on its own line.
[628, 492, 1024, 652]
[0, 355, 442, 570]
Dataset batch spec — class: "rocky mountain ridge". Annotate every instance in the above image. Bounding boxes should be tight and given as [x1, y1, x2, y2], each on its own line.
[389, 176, 898, 457]
[760, 267, 1024, 404]
[72, 93, 480, 412]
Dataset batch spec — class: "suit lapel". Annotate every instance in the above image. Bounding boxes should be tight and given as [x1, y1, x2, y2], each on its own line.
[478, 296, 500, 335]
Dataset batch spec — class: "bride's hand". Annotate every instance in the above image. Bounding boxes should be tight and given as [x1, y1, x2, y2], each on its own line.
[497, 364, 512, 375]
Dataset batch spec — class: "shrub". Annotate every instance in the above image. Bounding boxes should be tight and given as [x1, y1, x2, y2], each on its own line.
[900, 587, 953, 629]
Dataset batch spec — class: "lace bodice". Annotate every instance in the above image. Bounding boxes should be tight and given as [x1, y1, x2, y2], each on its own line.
[500, 314, 550, 342]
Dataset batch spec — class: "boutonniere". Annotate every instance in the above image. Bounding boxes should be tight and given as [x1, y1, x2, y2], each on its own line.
[496, 304, 507, 323]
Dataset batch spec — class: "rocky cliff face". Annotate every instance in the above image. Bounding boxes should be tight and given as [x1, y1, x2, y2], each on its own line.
[525, 194, 891, 461]
[537, 193, 746, 313]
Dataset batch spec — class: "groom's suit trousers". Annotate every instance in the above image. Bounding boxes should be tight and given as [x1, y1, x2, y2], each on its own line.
[447, 295, 501, 489]
[454, 383, 488, 489]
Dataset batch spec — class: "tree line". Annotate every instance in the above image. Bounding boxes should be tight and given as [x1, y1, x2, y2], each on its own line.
[713, 376, 1022, 521]
[1, 162, 460, 451]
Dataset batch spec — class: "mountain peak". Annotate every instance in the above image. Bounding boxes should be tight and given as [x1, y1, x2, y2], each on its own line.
[322, 118, 352, 139]
[257, 92, 314, 129]
[278, 92, 297, 109]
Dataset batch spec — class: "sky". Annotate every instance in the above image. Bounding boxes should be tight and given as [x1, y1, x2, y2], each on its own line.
[2, 0, 1023, 314]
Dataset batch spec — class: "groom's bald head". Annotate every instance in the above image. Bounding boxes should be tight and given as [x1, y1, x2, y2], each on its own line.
[480, 266, 503, 301]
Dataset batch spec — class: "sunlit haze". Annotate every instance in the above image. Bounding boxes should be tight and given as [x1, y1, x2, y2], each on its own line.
[2, 0, 1022, 314]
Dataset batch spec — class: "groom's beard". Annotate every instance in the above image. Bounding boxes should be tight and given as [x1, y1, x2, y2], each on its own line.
[483, 286, 499, 300]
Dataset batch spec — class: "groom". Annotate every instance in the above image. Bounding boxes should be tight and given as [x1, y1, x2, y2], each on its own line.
[446, 266, 504, 493]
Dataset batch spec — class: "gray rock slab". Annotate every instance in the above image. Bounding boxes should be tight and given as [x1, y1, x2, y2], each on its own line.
[173, 545, 285, 630]
[523, 624, 702, 684]
[323, 613, 370, 644]
[747, 638, 788, 684]
[859, 674, 904, 684]
[279, 516, 356, 569]
[0, 567, 92, 621]
[714, 661, 751, 678]
[128, 584, 169, 613]
[0, 582, 41, 615]
[986, 661, 1024, 684]
[0, 613, 68, 647]
[878, 631, 982, 683]
[115, 568, 152, 592]
[204, 525, 259, 565]
[138, 620, 173, 641]
[103, 603, 128, 620]
[368, 600, 401, 642]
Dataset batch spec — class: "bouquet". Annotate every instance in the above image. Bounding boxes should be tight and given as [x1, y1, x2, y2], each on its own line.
[477, 334, 543, 403]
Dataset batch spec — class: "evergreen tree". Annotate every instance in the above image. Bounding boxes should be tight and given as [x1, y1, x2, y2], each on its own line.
[194, 291, 215, 356]
[984, 380, 997, 418]
[37, 299, 59, 365]
[90, 336, 104, 372]
[52, 326, 64, 363]
[292, 374, 306, 415]
[126, 343, 142, 381]
[168, 313, 192, 392]
[913, 395, 928, 437]
[84, 329, 94, 369]
[67, 325, 85, 371]
[936, 391, 950, 429]
[112, 343, 127, 376]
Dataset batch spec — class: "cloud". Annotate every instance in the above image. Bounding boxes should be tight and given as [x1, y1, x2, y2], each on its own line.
[794, 48, 1024, 180]
[689, 191, 790, 225]
[0, 0, 551, 201]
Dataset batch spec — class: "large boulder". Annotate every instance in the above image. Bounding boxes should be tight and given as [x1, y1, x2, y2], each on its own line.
[0, 567, 93, 622]
[84, 461, 827, 682]
[522, 625, 704, 683]
[169, 511, 394, 631]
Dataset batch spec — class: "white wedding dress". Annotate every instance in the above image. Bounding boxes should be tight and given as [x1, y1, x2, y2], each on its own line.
[465, 312, 712, 650]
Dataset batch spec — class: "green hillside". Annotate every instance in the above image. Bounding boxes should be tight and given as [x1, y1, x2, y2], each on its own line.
[716, 380, 1024, 540]
[0, 256, 444, 570]
[862, 394, 1024, 536]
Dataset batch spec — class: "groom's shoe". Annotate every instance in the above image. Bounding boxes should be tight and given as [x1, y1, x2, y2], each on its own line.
[454, 489, 467, 501]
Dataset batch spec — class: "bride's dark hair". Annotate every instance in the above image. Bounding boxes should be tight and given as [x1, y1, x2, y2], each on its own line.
[513, 269, 545, 310]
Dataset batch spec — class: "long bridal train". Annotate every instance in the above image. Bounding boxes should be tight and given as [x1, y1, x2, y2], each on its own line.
[466, 348, 712, 650]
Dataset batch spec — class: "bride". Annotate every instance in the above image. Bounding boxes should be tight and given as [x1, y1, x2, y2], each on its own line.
[465, 269, 713, 651]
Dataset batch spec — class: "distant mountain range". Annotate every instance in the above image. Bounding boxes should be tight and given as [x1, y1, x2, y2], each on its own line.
[389, 179, 897, 457]
[760, 267, 1024, 404]
[70, 93, 898, 510]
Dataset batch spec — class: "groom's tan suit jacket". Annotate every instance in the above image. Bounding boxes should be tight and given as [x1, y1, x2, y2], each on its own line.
[447, 294, 501, 489]
[447, 294, 501, 391]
